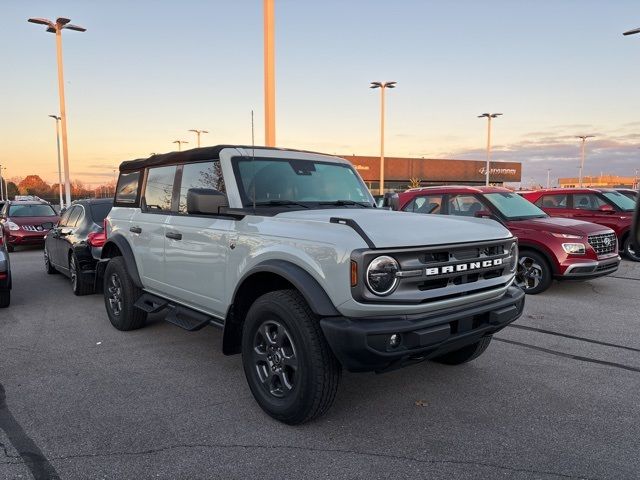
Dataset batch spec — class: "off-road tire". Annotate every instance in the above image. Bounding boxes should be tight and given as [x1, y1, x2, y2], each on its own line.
[44, 248, 57, 274]
[432, 336, 492, 365]
[70, 253, 93, 296]
[103, 256, 146, 330]
[515, 249, 553, 295]
[241, 289, 341, 425]
[0, 288, 9, 308]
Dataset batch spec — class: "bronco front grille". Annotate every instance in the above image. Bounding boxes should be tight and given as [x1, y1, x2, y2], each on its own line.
[588, 233, 617, 256]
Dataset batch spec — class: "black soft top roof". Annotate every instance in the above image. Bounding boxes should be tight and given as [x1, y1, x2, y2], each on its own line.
[119, 145, 329, 172]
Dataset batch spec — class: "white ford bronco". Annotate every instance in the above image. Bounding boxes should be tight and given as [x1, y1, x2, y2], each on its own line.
[100, 145, 524, 424]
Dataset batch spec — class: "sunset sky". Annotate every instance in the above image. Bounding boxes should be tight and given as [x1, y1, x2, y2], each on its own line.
[1, 0, 640, 188]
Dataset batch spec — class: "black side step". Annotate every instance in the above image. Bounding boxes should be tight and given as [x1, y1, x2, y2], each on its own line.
[134, 293, 168, 313]
[165, 305, 212, 331]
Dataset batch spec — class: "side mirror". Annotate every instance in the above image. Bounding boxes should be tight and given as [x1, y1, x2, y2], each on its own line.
[382, 193, 399, 211]
[187, 188, 228, 215]
[633, 190, 640, 247]
[474, 210, 492, 219]
[598, 204, 615, 213]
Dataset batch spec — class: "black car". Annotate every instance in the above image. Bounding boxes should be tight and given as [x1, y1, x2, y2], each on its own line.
[0, 224, 10, 307]
[44, 198, 112, 295]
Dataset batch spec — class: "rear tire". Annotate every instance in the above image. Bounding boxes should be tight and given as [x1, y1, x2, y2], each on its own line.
[103, 256, 146, 330]
[432, 336, 492, 365]
[515, 249, 553, 294]
[44, 248, 57, 274]
[70, 253, 93, 296]
[7, 245, 14, 253]
[0, 288, 9, 308]
[241, 289, 341, 425]
[623, 235, 640, 262]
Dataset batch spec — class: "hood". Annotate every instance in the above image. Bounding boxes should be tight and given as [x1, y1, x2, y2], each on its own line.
[275, 208, 512, 248]
[510, 216, 612, 236]
[9, 215, 59, 227]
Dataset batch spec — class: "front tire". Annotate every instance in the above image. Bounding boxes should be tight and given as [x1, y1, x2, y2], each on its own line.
[515, 250, 553, 294]
[103, 256, 147, 330]
[241, 290, 341, 425]
[623, 235, 640, 262]
[0, 288, 9, 308]
[432, 336, 492, 365]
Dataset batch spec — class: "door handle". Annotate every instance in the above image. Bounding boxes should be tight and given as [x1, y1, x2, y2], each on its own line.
[166, 231, 182, 241]
[130, 226, 142, 234]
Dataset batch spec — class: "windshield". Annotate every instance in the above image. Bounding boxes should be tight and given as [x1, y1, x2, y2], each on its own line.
[232, 157, 373, 207]
[9, 204, 57, 217]
[602, 191, 636, 211]
[483, 192, 547, 219]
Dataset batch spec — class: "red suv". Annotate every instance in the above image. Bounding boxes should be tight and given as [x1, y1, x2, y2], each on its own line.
[0, 200, 60, 252]
[397, 186, 620, 294]
[521, 188, 638, 261]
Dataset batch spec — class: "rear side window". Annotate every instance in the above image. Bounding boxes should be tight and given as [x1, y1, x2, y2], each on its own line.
[115, 171, 140, 205]
[143, 166, 177, 212]
[537, 194, 568, 208]
[572, 193, 607, 210]
[66, 206, 82, 227]
[402, 195, 443, 214]
[178, 161, 225, 214]
[448, 195, 487, 217]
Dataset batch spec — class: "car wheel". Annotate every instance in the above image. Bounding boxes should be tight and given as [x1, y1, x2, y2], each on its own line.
[515, 250, 553, 294]
[44, 248, 57, 274]
[623, 236, 640, 262]
[7, 244, 14, 253]
[70, 253, 93, 296]
[432, 336, 492, 365]
[0, 288, 9, 308]
[103, 256, 147, 330]
[241, 289, 341, 425]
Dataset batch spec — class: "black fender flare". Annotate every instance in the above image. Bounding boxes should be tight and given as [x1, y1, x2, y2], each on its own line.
[101, 233, 143, 288]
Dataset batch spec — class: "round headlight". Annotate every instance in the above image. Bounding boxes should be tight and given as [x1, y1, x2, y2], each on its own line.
[509, 242, 518, 273]
[366, 255, 399, 296]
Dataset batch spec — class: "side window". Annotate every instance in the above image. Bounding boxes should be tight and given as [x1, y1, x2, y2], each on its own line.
[449, 195, 487, 216]
[115, 171, 140, 204]
[403, 195, 443, 214]
[538, 194, 568, 208]
[58, 207, 73, 227]
[573, 193, 606, 210]
[143, 165, 177, 212]
[178, 161, 226, 214]
[66, 207, 82, 227]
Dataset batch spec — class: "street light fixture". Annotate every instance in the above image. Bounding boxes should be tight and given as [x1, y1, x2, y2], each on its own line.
[370, 81, 397, 195]
[48, 115, 64, 209]
[477, 113, 502, 186]
[575, 135, 595, 187]
[28, 17, 86, 207]
[188, 129, 209, 148]
[173, 140, 189, 152]
[623, 27, 640, 36]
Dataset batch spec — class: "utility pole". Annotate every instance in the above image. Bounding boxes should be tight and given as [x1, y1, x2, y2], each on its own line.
[478, 113, 502, 186]
[264, 0, 276, 146]
[547, 168, 551, 189]
[49, 115, 64, 209]
[370, 81, 397, 195]
[576, 135, 595, 187]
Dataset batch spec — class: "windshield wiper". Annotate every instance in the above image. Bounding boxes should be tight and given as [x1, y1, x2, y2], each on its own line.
[318, 200, 372, 208]
[253, 200, 310, 209]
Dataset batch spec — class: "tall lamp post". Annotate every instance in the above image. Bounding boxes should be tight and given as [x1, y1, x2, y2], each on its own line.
[576, 135, 595, 187]
[547, 168, 552, 189]
[173, 140, 189, 151]
[188, 129, 209, 148]
[370, 81, 397, 195]
[478, 113, 502, 186]
[28, 17, 86, 207]
[48, 115, 64, 209]
[264, 0, 276, 146]
[0, 165, 4, 201]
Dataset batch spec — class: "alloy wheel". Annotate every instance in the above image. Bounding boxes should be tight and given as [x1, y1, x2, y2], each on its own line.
[515, 256, 543, 291]
[44, 250, 51, 269]
[107, 273, 123, 316]
[70, 257, 78, 291]
[252, 320, 298, 399]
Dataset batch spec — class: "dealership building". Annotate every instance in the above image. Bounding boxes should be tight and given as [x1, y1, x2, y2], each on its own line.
[558, 174, 638, 189]
[343, 155, 522, 191]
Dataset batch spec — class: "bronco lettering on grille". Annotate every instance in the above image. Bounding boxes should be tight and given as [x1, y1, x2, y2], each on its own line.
[425, 258, 503, 276]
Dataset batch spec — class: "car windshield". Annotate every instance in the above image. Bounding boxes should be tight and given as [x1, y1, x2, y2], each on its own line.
[483, 192, 547, 220]
[8, 204, 57, 217]
[602, 191, 636, 211]
[232, 157, 374, 208]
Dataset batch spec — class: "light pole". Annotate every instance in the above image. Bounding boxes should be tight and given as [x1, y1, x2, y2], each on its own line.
[48, 115, 64, 209]
[575, 135, 595, 187]
[188, 129, 209, 148]
[28, 17, 86, 207]
[547, 168, 552, 189]
[264, 0, 276, 146]
[478, 113, 502, 186]
[173, 140, 189, 151]
[0, 165, 4, 201]
[370, 81, 397, 195]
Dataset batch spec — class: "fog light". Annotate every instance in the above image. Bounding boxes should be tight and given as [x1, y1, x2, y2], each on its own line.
[389, 333, 401, 348]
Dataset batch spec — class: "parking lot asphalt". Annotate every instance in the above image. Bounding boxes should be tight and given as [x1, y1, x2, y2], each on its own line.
[1, 248, 639, 480]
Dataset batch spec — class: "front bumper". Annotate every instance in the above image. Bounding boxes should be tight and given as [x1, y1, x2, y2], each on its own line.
[7, 230, 48, 246]
[559, 254, 620, 280]
[320, 286, 525, 372]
